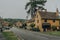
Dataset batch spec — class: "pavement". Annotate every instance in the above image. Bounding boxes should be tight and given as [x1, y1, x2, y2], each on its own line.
[0, 32, 6, 40]
[11, 27, 60, 40]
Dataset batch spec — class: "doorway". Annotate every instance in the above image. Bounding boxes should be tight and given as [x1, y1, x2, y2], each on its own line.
[42, 22, 51, 32]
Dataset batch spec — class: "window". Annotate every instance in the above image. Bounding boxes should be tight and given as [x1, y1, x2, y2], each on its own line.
[44, 19, 47, 22]
[53, 20, 55, 22]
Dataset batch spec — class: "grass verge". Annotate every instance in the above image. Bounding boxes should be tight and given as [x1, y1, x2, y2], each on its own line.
[42, 31, 60, 36]
[2, 31, 18, 40]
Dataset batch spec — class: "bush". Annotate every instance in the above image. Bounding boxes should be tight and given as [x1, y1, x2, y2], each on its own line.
[30, 23, 35, 28]
[31, 27, 40, 32]
[57, 29, 60, 31]
[51, 25, 57, 31]
[22, 23, 27, 29]
[57, 26, 60, 31]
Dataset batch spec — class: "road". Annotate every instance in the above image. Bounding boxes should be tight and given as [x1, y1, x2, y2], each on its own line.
[11, 27, 60, 40]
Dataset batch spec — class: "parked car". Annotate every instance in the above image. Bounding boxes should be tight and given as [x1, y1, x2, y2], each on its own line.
[4, 27, 10, 30]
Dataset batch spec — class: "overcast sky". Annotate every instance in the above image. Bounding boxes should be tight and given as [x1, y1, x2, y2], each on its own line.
[0, 0, 60, 19]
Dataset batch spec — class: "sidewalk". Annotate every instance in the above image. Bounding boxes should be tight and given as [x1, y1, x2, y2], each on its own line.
[0, 32, 6, 40]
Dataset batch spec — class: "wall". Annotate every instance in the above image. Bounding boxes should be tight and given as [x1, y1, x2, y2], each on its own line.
[34, 11, 43, 32]
[42, 19, 60, 27]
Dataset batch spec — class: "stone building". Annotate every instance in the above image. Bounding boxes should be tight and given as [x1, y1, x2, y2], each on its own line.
[30, 8, 60, 32]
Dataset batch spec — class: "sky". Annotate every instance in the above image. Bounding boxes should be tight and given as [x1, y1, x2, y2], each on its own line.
[0, 0, 60, 19]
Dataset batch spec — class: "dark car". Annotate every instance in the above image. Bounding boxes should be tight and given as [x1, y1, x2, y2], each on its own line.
[5, 27, 10, 30]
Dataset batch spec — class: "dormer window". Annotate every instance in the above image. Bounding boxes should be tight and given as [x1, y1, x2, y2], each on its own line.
[53, 20, 55, 22]
[45, 19, 47, 22]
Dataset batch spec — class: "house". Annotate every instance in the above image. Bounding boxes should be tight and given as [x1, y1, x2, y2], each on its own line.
[32, 8, 60, 32]
[15, 21, 22, 28]
[26, 19, 35, 30]
[2, 21, 9, 27]
[26, 19, 34, 26]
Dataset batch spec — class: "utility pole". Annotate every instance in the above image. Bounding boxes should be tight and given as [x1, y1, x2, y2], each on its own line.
[0, 17, 3, 32]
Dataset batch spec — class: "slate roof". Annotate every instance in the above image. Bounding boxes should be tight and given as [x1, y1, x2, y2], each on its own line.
[38, 11, 60, 20]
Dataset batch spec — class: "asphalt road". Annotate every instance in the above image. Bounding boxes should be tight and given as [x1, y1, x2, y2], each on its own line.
[11, 27, 60, 40]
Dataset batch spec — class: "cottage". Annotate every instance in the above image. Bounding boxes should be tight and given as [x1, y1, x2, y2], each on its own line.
[2, 21, 9, 27]
[32, 8, 60, 32]
[15, 21, 22, 28]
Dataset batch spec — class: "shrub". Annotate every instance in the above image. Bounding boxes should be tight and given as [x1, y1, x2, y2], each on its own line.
[57, 29, 60, 31]
[57, 26, 60, 31]
[22, 23, 27, 29]
[30, 23, 35, 28]
[31, 27, 40, 32]
[51, 25, 57, 31]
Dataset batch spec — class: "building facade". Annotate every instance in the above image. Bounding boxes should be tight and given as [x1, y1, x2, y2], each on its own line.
[33, 8, 60, 32]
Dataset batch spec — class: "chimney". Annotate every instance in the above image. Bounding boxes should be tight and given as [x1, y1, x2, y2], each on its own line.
[56, 8, 59, 16]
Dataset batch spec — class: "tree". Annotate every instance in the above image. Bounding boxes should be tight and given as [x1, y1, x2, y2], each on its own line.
[25, 0, 47, 18]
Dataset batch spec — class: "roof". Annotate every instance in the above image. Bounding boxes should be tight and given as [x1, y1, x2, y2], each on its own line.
[38, 11, 60, 20]
[26, 19, 35, 23]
